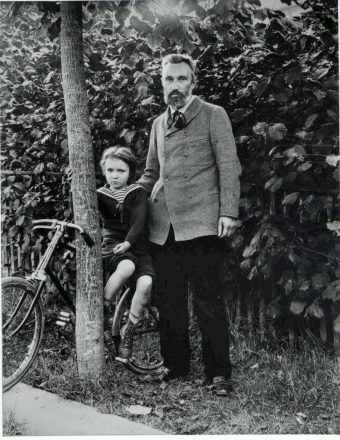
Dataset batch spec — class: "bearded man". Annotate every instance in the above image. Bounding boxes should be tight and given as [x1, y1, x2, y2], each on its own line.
[138, 53, 241, 395]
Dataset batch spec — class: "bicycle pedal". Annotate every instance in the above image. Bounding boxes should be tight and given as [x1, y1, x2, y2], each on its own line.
[56, 311, 71, 327]
[115, 356, 128, 364]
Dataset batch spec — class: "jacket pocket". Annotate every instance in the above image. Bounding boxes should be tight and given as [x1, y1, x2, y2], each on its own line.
[150, 179, 163, 202]
[188, 137, 209, 144]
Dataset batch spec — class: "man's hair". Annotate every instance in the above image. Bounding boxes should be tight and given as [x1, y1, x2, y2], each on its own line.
[161, 53, 196, 81]
[100, 146, 137, 183]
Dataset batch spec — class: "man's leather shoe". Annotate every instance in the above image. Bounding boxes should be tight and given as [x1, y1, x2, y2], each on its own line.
[210, 376, 233, 396]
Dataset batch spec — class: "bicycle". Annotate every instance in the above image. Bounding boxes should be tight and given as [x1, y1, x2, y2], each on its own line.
[2, 219, 163, 392]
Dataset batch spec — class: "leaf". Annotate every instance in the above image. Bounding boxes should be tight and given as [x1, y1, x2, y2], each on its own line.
[305, 114, 318, 129]
[295, 412, 307, 424]
[282, 192, 298, 205]
[125, 405, 152, 415]
[313, 89, 327, 100]
[295, 131, 313, 141]
[272, 89, 292, 102]
[268, 123, 287, 141]
[34, 163, 45, 174]
[313, 67, 330, 80]
[322, 280, 340, 302]
[121, 130, 135, 145]
[312, 273, 330, 291]
[231, 109, 250, 123]
[334, 315, 340, 334]
[290, 301, 306, 315]
[16, 215, 26, 226]
[13, 182, 25, 191]
[253, 122, 268, 136]
[254, 77, 270, 96]
[242, 245, 256, 258]
[235, 136, 249, 145]
[297, 162, 312, 172]
[44, 71, 54, 84]
[284, 145, 306, 159]
[285, 65, 302, 84]
[326, 221, 340, 235]
[8, 225, 19, 237]
[305, 303, 324, 319]
[130, 16, 152, 35]
[264, 176, 282, 192]
[326, 155, 340, 167]
[141, 96, 154, 106]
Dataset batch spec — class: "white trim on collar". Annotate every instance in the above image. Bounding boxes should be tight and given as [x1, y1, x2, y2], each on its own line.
[97, 184, 141, 202]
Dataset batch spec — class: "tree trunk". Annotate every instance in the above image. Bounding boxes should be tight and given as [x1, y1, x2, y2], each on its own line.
[60, 2, 105, 378]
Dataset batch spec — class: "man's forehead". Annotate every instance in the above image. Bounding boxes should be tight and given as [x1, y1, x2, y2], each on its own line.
[162, 62, 191, 77]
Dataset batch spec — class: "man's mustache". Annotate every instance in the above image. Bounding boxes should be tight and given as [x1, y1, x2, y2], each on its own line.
[169, 91, 184, 98]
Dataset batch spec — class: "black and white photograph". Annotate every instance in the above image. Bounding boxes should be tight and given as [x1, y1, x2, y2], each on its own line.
[1, 0, 339, 436]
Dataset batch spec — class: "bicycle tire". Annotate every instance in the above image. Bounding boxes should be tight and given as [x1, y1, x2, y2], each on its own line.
[2, 277, 45, 392]
[118, 301, 163, 374]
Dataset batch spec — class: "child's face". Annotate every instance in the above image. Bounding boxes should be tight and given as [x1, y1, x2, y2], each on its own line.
[104, 158, 130, 190]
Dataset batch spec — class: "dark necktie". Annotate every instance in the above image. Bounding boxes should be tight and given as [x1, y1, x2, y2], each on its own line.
[168, 110, 186, 129]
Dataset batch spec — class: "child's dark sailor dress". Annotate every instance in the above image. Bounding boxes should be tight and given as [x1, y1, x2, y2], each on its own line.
[97, 184, 155, 280]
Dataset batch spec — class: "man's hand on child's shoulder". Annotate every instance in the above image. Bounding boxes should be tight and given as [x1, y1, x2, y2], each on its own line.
[114, 241, 131, 254]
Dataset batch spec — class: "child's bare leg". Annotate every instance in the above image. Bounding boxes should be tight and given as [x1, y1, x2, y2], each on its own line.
[104, 259, 135, 306]
[129, 275, 153, 323]
[118, 275, 152, 359]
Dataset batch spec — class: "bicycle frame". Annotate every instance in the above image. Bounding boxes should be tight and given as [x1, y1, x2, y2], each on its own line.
[3, 224, 72, 337]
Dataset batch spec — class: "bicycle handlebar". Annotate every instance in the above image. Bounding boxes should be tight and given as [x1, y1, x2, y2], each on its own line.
[32, 219, 94, 247]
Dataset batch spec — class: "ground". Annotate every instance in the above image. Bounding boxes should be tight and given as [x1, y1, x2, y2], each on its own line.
[15, 318, 340, 435]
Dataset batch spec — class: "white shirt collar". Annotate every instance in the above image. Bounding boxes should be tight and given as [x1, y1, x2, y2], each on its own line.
[169, 95, 195, 115]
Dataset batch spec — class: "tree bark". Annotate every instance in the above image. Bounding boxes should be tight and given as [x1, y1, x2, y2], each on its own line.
[60, 2, 105, 378]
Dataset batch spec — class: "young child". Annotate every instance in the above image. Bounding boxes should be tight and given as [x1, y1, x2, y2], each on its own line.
[97, 146, 155, 360]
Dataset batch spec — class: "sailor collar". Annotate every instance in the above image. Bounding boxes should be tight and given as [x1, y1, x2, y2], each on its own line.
[97, 183, 141, 203]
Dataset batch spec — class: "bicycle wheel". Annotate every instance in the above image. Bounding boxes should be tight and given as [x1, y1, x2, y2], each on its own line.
[119, 304, 163, 374]
[2, 277, 45, 392]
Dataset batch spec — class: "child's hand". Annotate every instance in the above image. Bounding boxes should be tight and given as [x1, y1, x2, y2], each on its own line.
[113, 241, 131, 254]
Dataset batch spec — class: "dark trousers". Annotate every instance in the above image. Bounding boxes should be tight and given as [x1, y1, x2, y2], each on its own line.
[152, 228, 232, 380]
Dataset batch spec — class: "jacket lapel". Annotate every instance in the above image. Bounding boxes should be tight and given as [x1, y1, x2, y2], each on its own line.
[184, 96, 204, 126]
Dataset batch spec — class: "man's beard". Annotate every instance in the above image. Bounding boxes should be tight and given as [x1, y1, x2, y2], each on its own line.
[166, 91, 187, 109]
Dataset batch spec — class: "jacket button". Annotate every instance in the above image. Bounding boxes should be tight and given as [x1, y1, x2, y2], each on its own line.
[184, 175, 188, 179]
[184, 154, 188, 158]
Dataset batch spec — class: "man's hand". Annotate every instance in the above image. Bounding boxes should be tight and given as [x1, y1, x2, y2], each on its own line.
[218, 216, 237, 238]
[113, 241, 131, 254]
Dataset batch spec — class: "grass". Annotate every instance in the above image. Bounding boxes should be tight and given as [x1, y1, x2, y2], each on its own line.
[21, 320, 340, 435]
[2, 412, 26, 436]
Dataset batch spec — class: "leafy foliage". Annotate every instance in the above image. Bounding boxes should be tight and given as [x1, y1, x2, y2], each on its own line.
[1, 0, 339, 341]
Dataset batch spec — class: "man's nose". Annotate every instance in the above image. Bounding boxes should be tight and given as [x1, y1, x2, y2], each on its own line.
[170, 80, 180, 89]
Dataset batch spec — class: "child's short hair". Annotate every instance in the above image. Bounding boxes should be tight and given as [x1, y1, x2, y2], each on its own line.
[100, 146, 137, 183]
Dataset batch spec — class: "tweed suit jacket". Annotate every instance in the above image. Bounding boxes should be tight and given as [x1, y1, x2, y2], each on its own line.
[138, 96, 241, 245]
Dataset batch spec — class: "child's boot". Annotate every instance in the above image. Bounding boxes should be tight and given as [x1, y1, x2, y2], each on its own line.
[118, 318, 137, 359]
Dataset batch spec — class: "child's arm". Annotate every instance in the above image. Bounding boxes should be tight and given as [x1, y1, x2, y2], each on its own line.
[124, 189, 148, 247]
